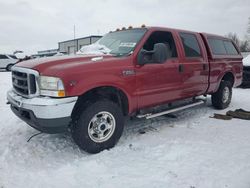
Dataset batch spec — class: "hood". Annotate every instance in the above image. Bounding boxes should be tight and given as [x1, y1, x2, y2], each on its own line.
[15, 54, 116, 75]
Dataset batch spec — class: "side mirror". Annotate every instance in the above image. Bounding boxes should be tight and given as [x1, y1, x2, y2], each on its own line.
[137, 43, 168, 65]
[137, 49, 154, 65]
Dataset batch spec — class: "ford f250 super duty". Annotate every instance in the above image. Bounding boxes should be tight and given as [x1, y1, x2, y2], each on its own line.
[7, 26, 243, 153]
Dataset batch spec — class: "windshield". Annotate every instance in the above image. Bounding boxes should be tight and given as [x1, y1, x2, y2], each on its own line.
[78, 28, 147, 56]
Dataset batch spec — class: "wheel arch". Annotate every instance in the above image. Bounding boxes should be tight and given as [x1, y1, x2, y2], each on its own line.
[221, 71, 235, 86]
[71, 86, 130, 120]
[214, 71, 235, 92]
[6, 63, 14, 71]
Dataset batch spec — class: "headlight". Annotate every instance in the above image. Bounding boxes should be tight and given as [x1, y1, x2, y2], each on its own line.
[39, 76, 65, 97]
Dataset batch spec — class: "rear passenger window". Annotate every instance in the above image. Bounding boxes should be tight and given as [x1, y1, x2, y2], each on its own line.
[207, 38, 227, 55]
[180, 33, 201, 57]
[0, 55, 8, 59]
[223, 41, 239, 55]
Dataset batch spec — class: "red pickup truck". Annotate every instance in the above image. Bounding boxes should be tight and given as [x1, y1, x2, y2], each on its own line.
[7, 26, 243, 153]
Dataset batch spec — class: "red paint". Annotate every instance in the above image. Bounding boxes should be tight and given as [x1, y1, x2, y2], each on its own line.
[17, 27, 243, 114]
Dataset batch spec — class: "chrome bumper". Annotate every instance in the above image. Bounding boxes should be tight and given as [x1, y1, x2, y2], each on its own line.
[7, 89, 77, 119]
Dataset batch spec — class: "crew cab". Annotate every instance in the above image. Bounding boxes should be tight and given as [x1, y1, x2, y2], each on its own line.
[7, 26, 243, 153]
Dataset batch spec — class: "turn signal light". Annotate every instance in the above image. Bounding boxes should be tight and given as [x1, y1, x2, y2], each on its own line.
[58, 90, 66, 97]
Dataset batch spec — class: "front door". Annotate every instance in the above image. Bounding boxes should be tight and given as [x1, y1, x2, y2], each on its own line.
[135, 31, 182, 109]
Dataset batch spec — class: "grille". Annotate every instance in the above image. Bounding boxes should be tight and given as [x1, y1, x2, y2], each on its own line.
[11, 68, 38, 97]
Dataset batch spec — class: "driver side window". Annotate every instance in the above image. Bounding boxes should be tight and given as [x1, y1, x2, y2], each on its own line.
[143, 31, 178, 62]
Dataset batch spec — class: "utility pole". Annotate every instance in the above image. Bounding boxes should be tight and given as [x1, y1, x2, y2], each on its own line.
[74, 25, 76, 40]
[74, 25, 76, 53]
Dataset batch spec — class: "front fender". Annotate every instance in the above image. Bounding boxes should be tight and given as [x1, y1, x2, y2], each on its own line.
[65, 73, 137, 114]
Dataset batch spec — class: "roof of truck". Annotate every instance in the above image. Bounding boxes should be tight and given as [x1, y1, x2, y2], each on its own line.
[115, 26, 227, 40]
[149, 27, 228, 39]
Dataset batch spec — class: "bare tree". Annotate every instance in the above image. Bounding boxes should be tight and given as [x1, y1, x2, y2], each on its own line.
[225, 32, 240, 47]
[225, 32, 250, 52]
[247, 17, 250, 41]
[243, 17, 250, 52]
[240, 40, 249, 52]
[248, 17, 250, 33]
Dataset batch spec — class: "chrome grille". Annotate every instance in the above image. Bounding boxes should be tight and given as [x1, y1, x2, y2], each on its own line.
[11, 67, 39, 98]
[12, 71, 29, 95]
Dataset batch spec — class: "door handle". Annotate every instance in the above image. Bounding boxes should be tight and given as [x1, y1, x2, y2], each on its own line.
[203, 64, 208, 70]
[179, 64, 184, 73]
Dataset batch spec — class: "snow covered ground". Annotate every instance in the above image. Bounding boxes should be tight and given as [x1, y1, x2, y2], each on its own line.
[0, 71, 250, 188]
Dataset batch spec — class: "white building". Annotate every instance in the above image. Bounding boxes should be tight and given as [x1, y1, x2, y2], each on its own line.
[58, 35, 102, 54]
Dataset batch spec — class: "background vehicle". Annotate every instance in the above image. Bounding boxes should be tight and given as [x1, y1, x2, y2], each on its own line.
[0, 54, 18, 71]
[7, 26, 243, 153]
[241, 54, 250, 87]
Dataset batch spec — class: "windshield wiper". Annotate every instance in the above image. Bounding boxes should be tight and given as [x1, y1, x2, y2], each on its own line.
[112, 51, 133, 57]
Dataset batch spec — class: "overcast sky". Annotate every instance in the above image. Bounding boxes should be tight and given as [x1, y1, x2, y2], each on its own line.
[0, 0, 249, 55]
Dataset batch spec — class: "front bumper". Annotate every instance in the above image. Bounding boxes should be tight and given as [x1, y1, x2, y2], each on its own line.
[7, 90, 77, 133]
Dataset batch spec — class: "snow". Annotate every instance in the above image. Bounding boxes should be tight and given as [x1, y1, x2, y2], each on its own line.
[77, 43, 111, 55]
[243, 54, 250, 66]
[1, 71, 250, 188]
[53, 52, 66, 56]
[15, 52, 26, 59]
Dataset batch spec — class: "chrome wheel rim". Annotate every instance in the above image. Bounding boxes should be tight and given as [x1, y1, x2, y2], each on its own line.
[88, 111, 116, 143]
[222, 87, 230, 103]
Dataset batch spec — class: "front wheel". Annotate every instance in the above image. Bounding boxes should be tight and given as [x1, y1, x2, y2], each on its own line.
[211, 81, 232, 109]
[71, 100, 124, 154]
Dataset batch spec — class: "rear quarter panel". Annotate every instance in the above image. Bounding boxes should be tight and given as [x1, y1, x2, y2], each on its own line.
[208, 57, 242, 93]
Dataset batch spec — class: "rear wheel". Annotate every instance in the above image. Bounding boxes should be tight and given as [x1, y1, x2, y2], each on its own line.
[211, 81, 232, 109]
[71, 100, 124, 154]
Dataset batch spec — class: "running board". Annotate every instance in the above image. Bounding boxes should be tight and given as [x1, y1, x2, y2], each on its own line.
[137, 100, 205, 119]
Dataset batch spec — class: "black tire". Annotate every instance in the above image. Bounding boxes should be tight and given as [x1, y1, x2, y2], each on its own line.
[211, 81, 232, 109]
[71, 100, 124, 154]
[6, 64, 14, 71]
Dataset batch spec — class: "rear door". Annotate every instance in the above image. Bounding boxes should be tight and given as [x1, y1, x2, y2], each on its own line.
[177, 32, 209, 97]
